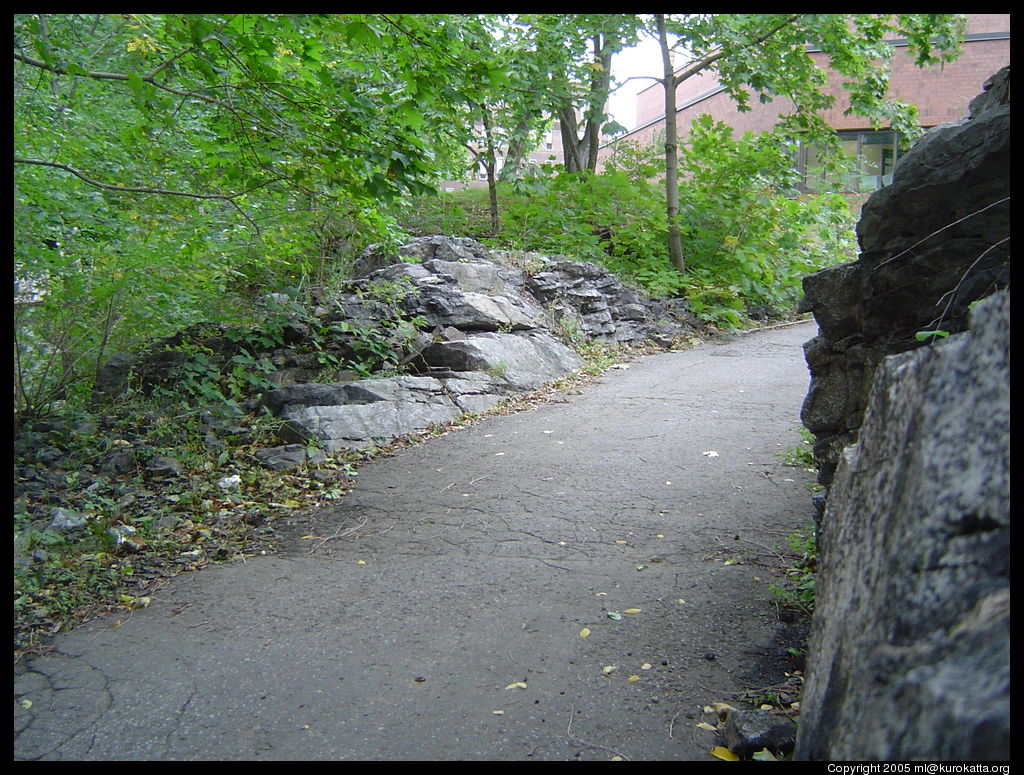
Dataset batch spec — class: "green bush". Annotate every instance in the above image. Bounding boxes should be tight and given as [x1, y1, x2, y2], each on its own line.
[676, 115, 856, 319]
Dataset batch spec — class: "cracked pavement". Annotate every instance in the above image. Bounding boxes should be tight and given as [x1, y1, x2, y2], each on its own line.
[14, 321, 817, 761]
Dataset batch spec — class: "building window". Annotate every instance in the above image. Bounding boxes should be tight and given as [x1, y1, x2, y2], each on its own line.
[801, 129, 898, 193]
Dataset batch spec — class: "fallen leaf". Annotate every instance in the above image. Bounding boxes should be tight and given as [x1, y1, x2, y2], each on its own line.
[504, 681, 528, 690]
[656, 534, 665, 539]
[615, 540, 628, 545]
[595, 592, 608, 596]
[607, 612, 622, 620]
[601, 665, 617, 675]
[752, 749, 778, 761]
[710, 746, 739, 761]
[627, 674, 640, 682]
[713, 702, 738, 719]
[623, 608, 642, 614]
[634, 564, 647, 571]
[492, 710, 505, 715]
[356, 559, 366, 565]
[640, 663, 652, 670]
[696, 721, 718, 732]
[20, 699, 32, 709]
[578, 627, 591, 639]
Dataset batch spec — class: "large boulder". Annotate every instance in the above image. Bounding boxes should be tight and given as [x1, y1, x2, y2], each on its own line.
[800, 67, 1010, 490]
[794, 291, 1010, 761]
[419, 331, 585, 392]
[267, 376, 465, 453]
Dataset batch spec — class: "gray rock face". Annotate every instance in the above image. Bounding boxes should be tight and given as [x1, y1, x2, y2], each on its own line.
[419, 331, 584, 391]
[800, 67, 1010, 489]
[252, 236, 698, 454]
[270, 376, 465, 453]
[795, 291, 1010, 761]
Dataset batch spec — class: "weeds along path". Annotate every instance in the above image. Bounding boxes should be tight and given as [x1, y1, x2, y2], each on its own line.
[14, 321, 817, 761]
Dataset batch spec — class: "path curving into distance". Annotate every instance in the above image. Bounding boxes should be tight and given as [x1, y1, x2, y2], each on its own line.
[15, 320, 818, 761]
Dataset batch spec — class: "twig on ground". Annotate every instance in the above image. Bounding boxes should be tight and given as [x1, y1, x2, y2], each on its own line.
[307, 517, 368, 554]
[567, 705, 631, 761]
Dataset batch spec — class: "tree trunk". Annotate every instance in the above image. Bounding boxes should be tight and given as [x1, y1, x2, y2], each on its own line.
[657, 15, 685, 274]
[480, 110, 501, 236]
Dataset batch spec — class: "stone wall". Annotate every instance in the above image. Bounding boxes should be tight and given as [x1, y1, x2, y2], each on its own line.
[794, 290, 1010, 760]
[799, 67, 1010, 494]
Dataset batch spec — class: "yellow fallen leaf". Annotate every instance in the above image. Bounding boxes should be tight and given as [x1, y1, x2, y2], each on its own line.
[20, 699, 32, 709]
[656, 534, 665, 539]
[578, 627, 591, 639]
[623, 608, 642, 614]
[696, 721, 718, 732]
[752, 749, 778, 761]
[615, 540, 628, 545]
[710, 746, 740, 761]
[356, 559, 366, 565]
[601, 665, 617, 675]
[504, 681, 528, 690]
[713, 702, 738, 720]
[595, 592, 608, 597]
[610, 756, 623, 761]
[760, 704, 774, 710]
[492, 710, 505, 715]
[641, 663, 652, 670]
[627, 674, 640, 682]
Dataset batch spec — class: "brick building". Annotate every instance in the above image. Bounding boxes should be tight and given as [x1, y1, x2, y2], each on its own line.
[443, 121, 565, 192]
[598, 14, 1010, 192]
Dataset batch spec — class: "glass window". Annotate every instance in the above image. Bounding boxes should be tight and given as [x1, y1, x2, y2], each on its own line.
[799, 130, 897, 193]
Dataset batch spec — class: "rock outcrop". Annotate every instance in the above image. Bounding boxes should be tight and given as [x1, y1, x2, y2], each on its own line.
[800, 67, 1010, 493]
[99, 236, 700, 461]
[795, 290, 1010, 761]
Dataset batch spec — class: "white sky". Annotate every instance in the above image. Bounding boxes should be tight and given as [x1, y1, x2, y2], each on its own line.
[608, 35, 665, 130]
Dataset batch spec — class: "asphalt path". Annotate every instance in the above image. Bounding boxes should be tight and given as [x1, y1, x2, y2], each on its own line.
[14, 320, 818, 761]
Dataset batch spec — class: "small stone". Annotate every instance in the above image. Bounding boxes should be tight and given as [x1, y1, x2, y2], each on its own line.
[49, 507, 89, 531]
[218, 474, 242, 490]
[146, 454, 183, 476]
[723, 708, 797, 758]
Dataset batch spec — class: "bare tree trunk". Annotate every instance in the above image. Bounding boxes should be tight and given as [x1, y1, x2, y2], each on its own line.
[657, 14, 685, 274]
[480, 110, 500, 236]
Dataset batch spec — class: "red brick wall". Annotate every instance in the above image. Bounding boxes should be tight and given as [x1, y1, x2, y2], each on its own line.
[604, 14, 1009, 165]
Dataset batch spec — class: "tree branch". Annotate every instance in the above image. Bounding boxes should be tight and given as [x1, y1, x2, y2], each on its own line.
[672, 14, 803, 88]
[13, 157, 285, 234]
